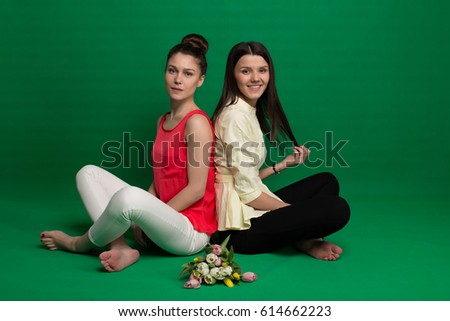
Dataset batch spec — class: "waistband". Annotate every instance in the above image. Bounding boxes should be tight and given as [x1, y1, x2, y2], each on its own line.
[215, 173, 234, 183]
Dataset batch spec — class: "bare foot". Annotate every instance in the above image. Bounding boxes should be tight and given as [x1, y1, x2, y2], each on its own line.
[40, 231, 93, 252]
[295, 239, 343, 261]
[99, 247, 140, 272]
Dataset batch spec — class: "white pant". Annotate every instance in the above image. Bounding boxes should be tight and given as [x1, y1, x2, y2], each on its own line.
[76, 165, 209, 255]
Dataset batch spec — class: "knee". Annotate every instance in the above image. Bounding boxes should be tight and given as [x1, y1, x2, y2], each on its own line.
[108, 186, 151, 215]
[76, 164, 99, 183]
[321, 171, 336, 180]
[109, 186, 146, 211]
[335, 196, 351, 227]
[317, 172, 339, 195]
[321, 171, 338, 184]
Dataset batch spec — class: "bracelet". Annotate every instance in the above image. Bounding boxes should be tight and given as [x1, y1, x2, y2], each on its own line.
[272, 163, 280, 174]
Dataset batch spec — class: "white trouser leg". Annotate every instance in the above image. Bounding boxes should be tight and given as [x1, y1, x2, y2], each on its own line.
[88, 186, 209, 255]
[76, 165, 129, 222]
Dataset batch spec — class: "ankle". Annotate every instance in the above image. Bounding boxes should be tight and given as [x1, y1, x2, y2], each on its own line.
[73, 234, 94, 252]
[295, 238, 324, 252]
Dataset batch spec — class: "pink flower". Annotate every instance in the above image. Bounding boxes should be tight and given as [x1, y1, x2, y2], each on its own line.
[184, 273, 202, 289]
[212, 244, 222, 256]
[242, 272, 258, 282]
[214, 257, 222, 267]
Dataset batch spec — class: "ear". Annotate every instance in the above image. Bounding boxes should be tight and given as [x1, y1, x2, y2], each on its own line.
[196, 74, 205, 88]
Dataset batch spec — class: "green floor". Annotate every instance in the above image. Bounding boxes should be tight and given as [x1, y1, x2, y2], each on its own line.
[1, 176, 449, 301]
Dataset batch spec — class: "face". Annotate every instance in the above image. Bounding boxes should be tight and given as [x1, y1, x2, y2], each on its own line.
[234, 54, 270, 107]
[165, 52, 204, 102]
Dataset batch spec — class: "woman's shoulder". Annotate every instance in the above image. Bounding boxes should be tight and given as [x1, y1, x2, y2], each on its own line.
[185, 110, 214, 135]
[185, 109, 212, 125]
[216, 109, 258, 141]
[219, 102, 254, 123]
[186, 112, 212, 127]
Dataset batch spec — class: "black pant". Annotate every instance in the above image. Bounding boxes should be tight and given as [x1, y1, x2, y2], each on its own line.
[218, 172, 350, 254]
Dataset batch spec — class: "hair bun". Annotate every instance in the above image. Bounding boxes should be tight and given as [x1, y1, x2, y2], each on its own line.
[181, 34, 208, 55]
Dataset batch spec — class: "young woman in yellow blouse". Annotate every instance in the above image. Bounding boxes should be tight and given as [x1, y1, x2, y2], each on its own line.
[212, 42, 350, 260]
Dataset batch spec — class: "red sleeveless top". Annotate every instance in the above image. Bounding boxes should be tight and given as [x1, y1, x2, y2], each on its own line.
[152, 110, 217, 235]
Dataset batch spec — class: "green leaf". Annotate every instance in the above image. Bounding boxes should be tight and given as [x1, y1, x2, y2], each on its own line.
[234, 266, 243, 275]
[230, 261, 242, 274]
[180, 267, 191, 277]
[204, 244, 213, 254]
[228, 246, 234, 263]
[220, 234, 231, 250]
[179, 262, 195, 277]
[194, 256, 205, 263]
[220, 251, 229, 261]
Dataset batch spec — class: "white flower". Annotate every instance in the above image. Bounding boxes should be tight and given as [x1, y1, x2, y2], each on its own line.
[196, 262, 210, 276]
[210, 267, 225, 280]
[222, 266, 233, 276]
[204, 274, 217, 285]
[206, 253, 218, 266]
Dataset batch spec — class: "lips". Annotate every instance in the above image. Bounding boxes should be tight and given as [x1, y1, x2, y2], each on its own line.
[247, 85, 262, 91]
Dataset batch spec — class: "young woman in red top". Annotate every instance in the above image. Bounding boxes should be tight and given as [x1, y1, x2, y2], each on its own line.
[40, 34, 217, 272]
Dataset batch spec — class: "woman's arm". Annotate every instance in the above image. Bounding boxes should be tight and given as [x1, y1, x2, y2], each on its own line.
[147, 182, 157, 196]
[259, 146, 310, 180]
[247, 191, 290, 210]
[249, 146, 310, 211]
[165, 114, 213, 212]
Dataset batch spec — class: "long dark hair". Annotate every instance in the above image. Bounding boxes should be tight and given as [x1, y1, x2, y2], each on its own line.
[212, 41, 298, 145]
[166, 34, 208, 75]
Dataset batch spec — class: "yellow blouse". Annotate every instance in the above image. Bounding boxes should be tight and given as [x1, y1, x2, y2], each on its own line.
[214, 98, 282, 231]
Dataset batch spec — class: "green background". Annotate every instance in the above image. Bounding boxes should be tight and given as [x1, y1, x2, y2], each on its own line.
[1, 0, 449, 300]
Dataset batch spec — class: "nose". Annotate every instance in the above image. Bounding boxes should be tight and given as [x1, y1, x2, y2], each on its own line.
[174, 73, 182, 85]
[250, 71, 260, 82]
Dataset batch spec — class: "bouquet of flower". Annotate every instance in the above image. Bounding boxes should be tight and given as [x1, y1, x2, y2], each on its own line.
[180, 235, 257, 289]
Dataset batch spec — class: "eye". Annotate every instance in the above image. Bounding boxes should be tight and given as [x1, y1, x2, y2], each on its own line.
[167, 67, 176, 74]
[184, 71, 193, 77]
[259, 68, 268, 73]
[241, 69, 250, 75]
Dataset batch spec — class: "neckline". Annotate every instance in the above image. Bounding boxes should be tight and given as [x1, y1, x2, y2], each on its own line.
[236, 97, 257, 114]
[161, 109, 204, 132]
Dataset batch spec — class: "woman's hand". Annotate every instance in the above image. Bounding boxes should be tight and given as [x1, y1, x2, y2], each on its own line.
[132, 224, 148, 248]
[282, 146, 310, 169]
[261, 146, 310, 179]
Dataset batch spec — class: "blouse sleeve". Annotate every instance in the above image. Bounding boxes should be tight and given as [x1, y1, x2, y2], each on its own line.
[216, 110, 264, 204]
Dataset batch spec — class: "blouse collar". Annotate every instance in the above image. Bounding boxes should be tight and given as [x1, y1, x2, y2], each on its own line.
[236, 97, 257, 114]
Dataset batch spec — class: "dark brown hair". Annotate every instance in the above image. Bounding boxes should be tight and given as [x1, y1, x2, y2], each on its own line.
[212, 42, 298, 145]
[166, 34, 208, 75]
